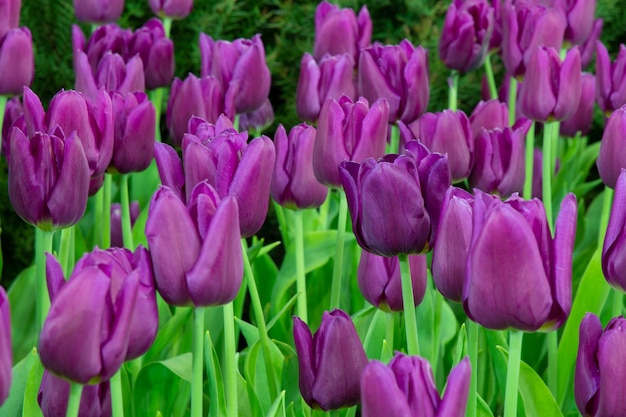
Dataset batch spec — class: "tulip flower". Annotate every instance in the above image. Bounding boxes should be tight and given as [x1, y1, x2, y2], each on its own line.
[199, 33, 271, 115]
[518, 46, 581, 122]
[312, 1, 372, 63]
[38, 371, 111, 417]
[579, 19, 602, 68]
[561, 0, 596, 46]
[111, 201, 140, 248]
[469, 118, 530, 197]
[469, 99, 509, 139]
[601, 170, 626, 291]
[1, 96, 23, 157]
[149, 0, 193, 19]
[560, 72, 595, 137]
[145, 183, 243, 306]
[358, 39, 429, 123]
[296, 52, 356, 122]
[463, 191, 577, 331]
[313, 95, 389, 188]
[361, 354, 471, 417]
[0, 287, 11, 406]
[597, 106, 626, 189]
[439, 0, 494, 73]
[293, 309, 368, 411]
[0, 0, 21, 39]
[73, 0, 125, 23]
[575, 313, 626, 417]
[0, 27, 34, 96]
[238, 98, 274, 132]
[272, 124, 328, 209]
[357, 251, 427, 312]
[398, 110, 474, 182]
[339, 141, 451, 256]
[596, 42, 626, 115]
[128, 18, 175, 90]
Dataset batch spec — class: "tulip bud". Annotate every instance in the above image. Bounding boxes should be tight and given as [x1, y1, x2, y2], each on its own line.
[111, 201, 140, 248]
[73, 0, 125, 23]
[361, 354, 471, 417]
[469, 99, 509, 139]
[357, 252, 427, 312]
[38, 371, 111, 417]
[596, 42, 626, 115]
[238, 98, 274, 133]
[128, 19, 175, 90]
[293, 309, 368, 411]
[359, 40, 429, 123]
[562, 0, 596, 46]
[149, 0, 193, 19]
[560, 72, 595, 137]
[0, 0, 21, 40]
[0, 287, 11, 406]
[575, 313, 626, 417]
[0, 27, 34, 96]
[272, 124, 328, 209]
[579, 19, 602, 68]
[597, 106, 626, 189]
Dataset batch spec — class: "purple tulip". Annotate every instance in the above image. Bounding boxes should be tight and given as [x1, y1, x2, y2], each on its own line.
[272, 124, 328, 209]
[73, 0, 125, 23]
[357, 252, 427, 312]
[0, 0, 21, 39]
[145, 183, 243, 306]
[293, 309, 368, 411]
[560, 72, 595, 137]
[518, 46, 581, 122]
[361, 354, 471, 417]
[469, 99, 509, 139]
[128, 18, 175, 90]
[296, 52, 356, 122]
[439, 0, 494, 73]
[1, 96, 23, 157]
[561, 0, 597, 46]
[579, 19, 602, 68]
[312, 1, 372, 63]
[463, 191, 577, 331]
[358, 39, 429, 123]
[601, 170, 626, 291]
[199, 33, 271, 115]
[238, 98, 274, 132]
[575, 313, 626, 417]
[0, 27, 34, 96]
[38, 371, 111, 417]
[0, 287, 11, 406]
[597, 106, 626, 189]
[596, 42, 626, 115]
[313, 95, 389, 188]
[149, 0, 193, 19]
[111, 201, 140, 248]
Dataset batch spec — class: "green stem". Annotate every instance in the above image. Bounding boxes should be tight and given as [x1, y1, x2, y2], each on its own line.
[542, 122, 555, 233]
[448, 71, 460, 111]
[163, 17, 173, 38]
[102, 174, 112, 249]
[223, 302, 237, 417]
[192, 307, 205, 417]
[329, 190, 348, 310]
[233, 114, 240, 132]
[272, 201, 291, 248]
[110, 369, 125, 417]
[65, 382, 84, 417]
[387, 124, 400, 154]
[467, 320, 478, 417]
[0, 95, 8, 155]
[613, 290, 623, 317]
[385, 312, 395, 352]
[598, 188, 614, 248]
[547, 331, 558, 398]
[432, 288, 443, 366]
[58, 226, 74, 277]
[399, 254, 419, 356]
[35, 228, 55, 332]
[294, 210, 308, 322]
[508, 78, 518, 126]
[317, 193, 330, 231]
[149, 88, 165, 143]
[523, 122, 536, 200]
[120, 174, 134, 249]
[503, 330, 524, 417]
[484, 54, 498, 100]
[93, 187, 104, 248]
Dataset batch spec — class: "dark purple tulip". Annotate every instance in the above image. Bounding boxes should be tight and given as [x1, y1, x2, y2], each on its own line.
[293, 309, 368, 411]
[238, 98, 274, 132]
[432, 187, 473, 303]
[0, 287, 11, 406]
[560, 72, 595, 137]
[579, 19, 602, 68]
[596, 42, 626, 115]
[154, 141, 185, 201]
[464, 191, 577, 331]
[128, 18, 174, 90]
[597, 106, 626, 189]
[469, 99, 509, 139]
[0, 27, 34, 96]
[359, 39, 429, 123]
[73, 0, 124, 23]
[145, 183, 243, 306]
[398, 110, 474, 182]
[561, 0, 596, 46]
[602, 170, 626, 291]
[149, 0, 193, 19]
[272, 124, 328, 209]
[519, 46, 581, 122]
[199, 33, 271, 115]
[1, 96, 23, 157]
[357, 251, 427, 312]
[313, 95, 389, 187]
[296, 52, 356, 122]
[313, 1, 372, 63]
[111, 201, 140, 248]
[361, 354, 471, 417]
[0, 0, 21, 39]
[575, 313, 626, 417]
[439, 0, 494, 73]
[38, 371, 111, 417]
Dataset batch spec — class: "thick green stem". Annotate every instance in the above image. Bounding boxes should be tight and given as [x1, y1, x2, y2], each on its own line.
[387, 124, 400, 154]
[598, 188, 614, 248]
[120, 174, 134, 249]
[317, 193, 330, 231]
[547, 331, 558, 397]
[36, 228, 55, 332]
[542, 122, 555, 233]
[613, 290, 623, 318]
[448, 71, 460, 111]
[58, 226, 74, 277]
[484, 54, 498, 100]
[110, 369, 125, 417]
[385, 312, 395, 352]
[163, 17, 173, 38]
[149, 88, 165, 143]
[329, 190, 348, 310]
[93, 188, 104, 248]
[223, 302, 237, 417]
[0, 95, 7, 156]
[523, 122, 536, 200]
[399, 254, 419, 356]
[508, 78, 518, 126]
[466, 320, 478, 417]
[503, 331, 524, 417]
[294, 210, 308, 322]
[65, 382, 84, 417]
[102, 174, 112, 249]
[192, 307, 205, 417]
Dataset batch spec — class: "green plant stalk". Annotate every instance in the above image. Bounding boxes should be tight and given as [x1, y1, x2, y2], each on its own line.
[223, 302, 237, 417]
[508, 78, 518, 126]
[294, 210, 308, 323]
[272, 201, 291, 248]
[163, 17, 173, 38]
[542, 122, 555, 234]
[399, 254, 419, 356]
[58, 226, 74, 277]
[317, 194, 330, 231]
[120, 174, 134, 249]
[385, 312, 394, 352]
[432, 288, 443, 367]
[329, 190, 348, 310]
[599, 188, 614, 248]
[387, 124, 400, 154]
[484, 54, 498, 100]
[0, 95, 7, 155]
[548, 331, 558, 397]
[466, 320, 478, 417]
[149, 88, 165, 143]
[448, 70, 459, 111]
[36, 228, 55, 332]
[93, 187, 104, 248]
[102, 174, 112, 249]
[192, 307, 205, 417]
[110, 369, 125, 417]
[66, 382, 84, 417]
[612, 290, 623, 317]
[523, 122, 536, 200]
[503, 330, 524, 417]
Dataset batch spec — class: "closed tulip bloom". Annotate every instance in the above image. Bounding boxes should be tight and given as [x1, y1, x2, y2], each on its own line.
[0, 27, 34, 95]
[579, 19, 602, 68]
[1, 96, 23, 157]
[359, 40, 429, 123]
[601, 170, 626, 290]
[145, 183, 243, 306]
[361, 354, 471, 417]
[313, 1, 372, 63]
[439, 0, 494, 72]
[313, 95, 389, 187]
[0, 287, 11, 406]
[519, 46, 581, 122]
[199, 33, 271, 115]
[0, 0, 21, 39]
[154, 141, 185, 200]
[73, 0, 124, 23]
[469, 99, 509, 139]
[597, 106, 626, 189]
[75, 51, 145, 99]
[111, 201, 140, 248]
[272, 124, 328, 209]
[596, 42, 626, 115]
[357, 251, 427, 312]
[238, 98, 274, 132]
[128, 19, 174, 90]
[575, 313, 626, 417]
[561, 72, 595, 137]
[293, 309, 368, 411]
[464, 191, 577, 331]
[38, 371, 111, 417]
[149, 0, 193, 19]
[296, 52, 356, 122]
[562, 0, 596, 46]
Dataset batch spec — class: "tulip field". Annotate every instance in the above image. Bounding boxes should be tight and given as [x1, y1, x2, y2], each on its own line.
[0, 0, 624, 416]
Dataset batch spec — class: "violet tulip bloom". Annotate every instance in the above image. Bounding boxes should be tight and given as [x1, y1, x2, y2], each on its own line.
[561, 0, 596, 46]
[272, 124, 328, 209]
[596, 42, 626, 115]
[313, 1, 372, 63]
[1, 96, 23, 157]
[149, 0, 193, 19]
[469, 99, 509, 139]
[313, 95, 389, 188]
[463, 191, 577, 331]
[518, 46, 581, 122]
[38, 371, 111, 417]
[111, 201, 140, 248]
[73, 0, 124, 23]
[359, 40, 429, 123]
[238, 98, 274, 132]
[579, 19, 602, 68]
[199, 33, 271, 115]
[0, 27, 34, 96]
[357, 252, 427, 312]
[597, 106, 626, 189]
[575, 313, 626, 417]
[145, 183, 243, 306]
[439, 0, 494, 73]
[602, 170, 626, 291]
[128, 19, 175, 90]
[293, 309, 368, 411]
[561, 72, 595, 137]
[361, 354, 471, 417]
[296, 52, 356, 122]
[0, 287, 11, 406]
[0, 0, 21, 39]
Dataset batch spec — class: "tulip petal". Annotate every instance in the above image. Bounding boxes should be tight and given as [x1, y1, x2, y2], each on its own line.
[293, 316, 316, 407]
[438, 357, 471, 417]
[360, 361, 412, 417]
[595, 319, 626, 416]
[575, 313, 602, 417]
[154, 142, 185, 201]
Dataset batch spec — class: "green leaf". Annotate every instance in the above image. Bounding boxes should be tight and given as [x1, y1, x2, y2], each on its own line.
[244, 339, 284, 414]
[477, 393, 495, 417]
[144, 307, 192, 363]
[0, 348, 38, 416]
[7, 266, 36, 363]
[235, 317, 260, 347]
[205, 331, 227, 417]
[22, 351, 44, 417]
[131, 205, 149, 250]
[266, 293, 298, 333]
[266, 391, 286, 417]
[130, 160, 161, 209]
